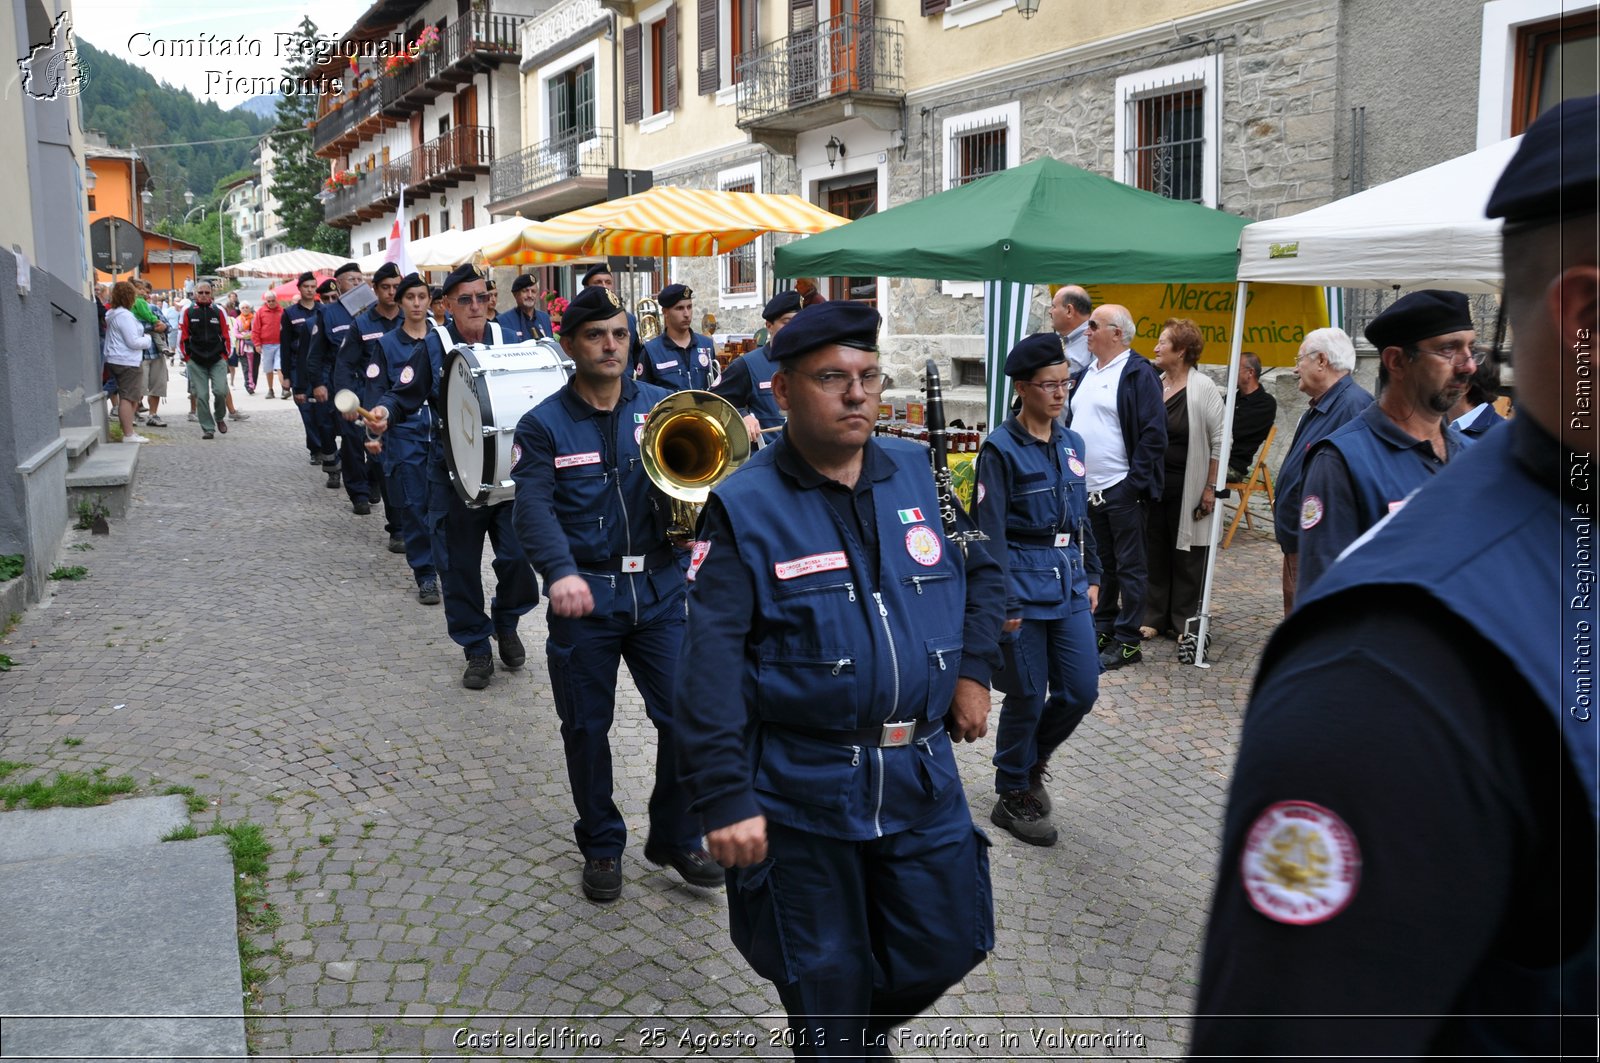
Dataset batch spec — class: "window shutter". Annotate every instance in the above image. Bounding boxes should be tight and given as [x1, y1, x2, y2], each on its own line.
[921, 0, 949, 14]
[665, 5, 681, 110]
[789, 0, 816, 106]
[857, 0, 875, 90]
[623, 24, 642, 122]
[698, 0, 719, 96]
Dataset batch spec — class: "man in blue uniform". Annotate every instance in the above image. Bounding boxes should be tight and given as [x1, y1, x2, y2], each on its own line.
[354, 272, 440, 605]
[676, 301, 1006, 1057]
[496, 273, 553, 342]
[337, 263, 406, 536]
[1296, 291, 1472, 595]
[578, 263, 642, 371]
[1271, 327, 1372, 612]
[975, 333, 1100, 847]
[639, 284, 717, 392]
[363, 264, 539, 689]
[282, 272, 334, 469]
[308, 262, 375, 507]
[508, 285, 718, 903]
[712, 289, 798, 441]
[1192, 95, 1599, 1058]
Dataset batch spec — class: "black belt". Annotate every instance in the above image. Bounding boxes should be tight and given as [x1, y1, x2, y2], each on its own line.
[579, 543, 676, 574]
[1008, 531, 1071, 548]
[772, 717, 944, 749]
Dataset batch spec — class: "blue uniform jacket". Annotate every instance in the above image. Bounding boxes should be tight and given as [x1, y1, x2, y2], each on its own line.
[1068, 351, 1168, 501]
[509, 376, 679, 614]
[640, 331, 717, 392]
[675, 434, 1005, 840]
[1297, 402, 1465, 595]
[339, 305, 403, 399]
[305, 301, 357, 389]
[365, 323, 439, 469]
[711, 345, 784, 430]
[1456, 402, 1504, 441]
[373, 320, 502, 489]
[496, 305, 553, 343]
[280, 301, 318, 394]
[1273, 373, 1374, 552]
[974, 417, 1100, 620]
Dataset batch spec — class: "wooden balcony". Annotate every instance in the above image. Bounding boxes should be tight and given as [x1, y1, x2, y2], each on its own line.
[324, 125, 496, 228]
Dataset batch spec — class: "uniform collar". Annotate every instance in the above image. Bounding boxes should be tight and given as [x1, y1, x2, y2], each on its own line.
[1001, 414, 1060, 447]
[772, 433, 893, 491]
[658, 331, 704, 353]
[558, 374, 638, 421]
[1310, 372, 1356, 411]
[1360, 400, 1454, 456]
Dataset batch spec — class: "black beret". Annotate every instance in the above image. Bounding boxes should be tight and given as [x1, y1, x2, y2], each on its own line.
[510, 274, 536, 293]
[1487, 94, 1600, 226]
[762, 290, 803, 322]
[561, 285, 628, 333]
[371, 262, 401, 284]
[396, 273, 428, 300]
[1004, 332, 1068, 378]
[429, 286, 444, 301]
[1364, 290, 1474, 351]
[768, 301, 880, 362]
[658, 283, 692, 309]
[316, 278, 337, 295]
[442, 263, 484, 294]
[335, 261, 362, 277]
[581, 263, 612, 286]
[297, 271, 316, 285]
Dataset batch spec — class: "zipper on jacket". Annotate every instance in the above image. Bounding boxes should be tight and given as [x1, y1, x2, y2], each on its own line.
[832, 658, 852, 676]
[871, 592, 900, 715]
[872, 747, 886, 838]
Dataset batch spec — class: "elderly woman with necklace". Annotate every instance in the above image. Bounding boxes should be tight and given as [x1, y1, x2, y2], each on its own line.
[1143, 317, 1224, 642]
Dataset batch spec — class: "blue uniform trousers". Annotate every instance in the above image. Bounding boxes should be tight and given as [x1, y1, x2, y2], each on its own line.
[728, 797, 993, 1060]
[1088, 479, 1148, 644]
[339, 417, 382, 502]
[384, 460, 435, 583]
[300, 398, 338, 462]
[993, 608, 1099, 793]
[545, 591, 693, 860]
[427, 485, 537, 657]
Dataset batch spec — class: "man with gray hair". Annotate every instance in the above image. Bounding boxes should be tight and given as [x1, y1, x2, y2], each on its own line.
[1272, 326, 1372, 612]
[1048, 285, 1094, 374]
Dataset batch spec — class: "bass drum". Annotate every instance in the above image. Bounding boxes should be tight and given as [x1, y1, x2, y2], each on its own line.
[441, 339, 571, 507]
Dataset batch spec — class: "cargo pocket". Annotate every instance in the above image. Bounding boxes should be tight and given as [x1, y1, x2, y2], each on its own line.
[972, 826, 995, 952]
[545, 640, 576, 721]
[728, 858, 794, 984]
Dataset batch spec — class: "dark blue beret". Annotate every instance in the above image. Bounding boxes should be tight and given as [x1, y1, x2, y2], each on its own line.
[335, 261, 361, 277]
[442, 263, 484, 294]
[316, 278, 337, 295]
[1364, 290, 1473, 351]
[581, 263, 611, 286]
[371, 262, 401, 284]
[561, 285, 628, 333]
[658, 283, 692, 308]
[1004, 332, 1068, 378]
[511, 273, 536, 293]
[396, 273, 427, 300]
[1488, 94, 1600, 225]
[763, 290, 803, 322]
[297, 271, 316, 285]
[429, 286, 443, 301]
[768, 301, 880, 362]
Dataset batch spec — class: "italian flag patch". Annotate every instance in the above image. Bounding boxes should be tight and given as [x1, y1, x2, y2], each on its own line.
[897, 507, 925, 524]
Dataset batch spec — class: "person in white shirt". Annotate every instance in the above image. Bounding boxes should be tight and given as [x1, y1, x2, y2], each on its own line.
[102, 280, 152, 444]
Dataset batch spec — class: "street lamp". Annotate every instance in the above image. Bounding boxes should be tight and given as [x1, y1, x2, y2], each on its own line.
[1016, 0, 1040, 17]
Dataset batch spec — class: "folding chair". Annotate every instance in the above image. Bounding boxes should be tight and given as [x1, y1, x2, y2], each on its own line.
[1223, 424, 1277, 549]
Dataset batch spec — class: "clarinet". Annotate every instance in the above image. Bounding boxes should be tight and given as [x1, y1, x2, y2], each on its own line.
[924, 359, 988, 553]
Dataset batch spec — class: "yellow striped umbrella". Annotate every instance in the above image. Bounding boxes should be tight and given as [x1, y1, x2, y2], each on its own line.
[480, 186, 848, 265]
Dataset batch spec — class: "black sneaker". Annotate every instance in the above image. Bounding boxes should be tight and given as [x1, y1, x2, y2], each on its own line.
[643, 839, 725, 888]
[325, 471, 342, 489]
[1096, 630, 1111, 652]
[352, 498, 372, 515]
[990, 790, 1058, 847]
[582, 856, 623, 902]
[1028, 758, 1053, 816]
[1100, 642, 1143, 670]
[387, 535, 406, 554]
[417, 579, 441, 606]
[496, 628, 526, 669]
[308, 452, 321, 465]
[462, 654, 493, 689]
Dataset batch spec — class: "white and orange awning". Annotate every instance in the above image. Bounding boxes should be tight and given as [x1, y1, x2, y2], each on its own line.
[217, 249, 350, 278]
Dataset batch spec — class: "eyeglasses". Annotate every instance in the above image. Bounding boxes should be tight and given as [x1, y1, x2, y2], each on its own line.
[1021, 379, 1070, 394]
[455, 292, 492, 306]
[792, 369, 887, 395]
[1085, 320, 1120, 333]
[1411, 340, 1483, 370]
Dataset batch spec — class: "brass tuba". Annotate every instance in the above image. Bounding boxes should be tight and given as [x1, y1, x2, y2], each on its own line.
[640, 390, 751, 539]
[636, 296, 663, 342]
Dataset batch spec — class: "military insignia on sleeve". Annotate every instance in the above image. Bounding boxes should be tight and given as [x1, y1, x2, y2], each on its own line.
[1300, 494, 1324, 530]
[510, 443, 523, 468]
[399, 366, 415, 385]
[687, 540, 711, 582]
[1241, 801, 1361, 925]
[365, 363, 381, 379]
[905, 525, 943, 567]
[976, 483, 986, 505]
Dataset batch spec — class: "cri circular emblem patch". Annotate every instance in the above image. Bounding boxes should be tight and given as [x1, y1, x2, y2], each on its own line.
[1068, 456, 1086, 478]
[634, 424, 645, 444]
[976, 483, 986, 506]
[365, 363, 381, 379]
[904, 524, 943, 567]
[1241, 800, 1361, 926]
[509, 443, 523, 468]
[399, 365, 415, 385]
[698, 351, 710, 367]
[1300, 494, 1325, 530]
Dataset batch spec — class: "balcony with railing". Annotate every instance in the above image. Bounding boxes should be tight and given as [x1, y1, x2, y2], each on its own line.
[314, 80, 387, 157]
[735, 15, 905, 154]
[324, 125, 496, 227]
[489, 126, 612, 217]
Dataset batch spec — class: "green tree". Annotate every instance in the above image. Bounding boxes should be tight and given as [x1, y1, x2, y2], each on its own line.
[270, 16, 345, 254]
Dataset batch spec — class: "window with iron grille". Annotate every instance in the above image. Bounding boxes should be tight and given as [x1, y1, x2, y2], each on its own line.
[718, 163, 761, 303]
[941, 102, 1019, 296]
[953, 127, 1007, 187]
[1114, 56, 1219, 208]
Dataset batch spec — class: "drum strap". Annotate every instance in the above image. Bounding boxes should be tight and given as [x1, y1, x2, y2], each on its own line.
[428, 322, 504, 350]
[430, 323, 454, 357]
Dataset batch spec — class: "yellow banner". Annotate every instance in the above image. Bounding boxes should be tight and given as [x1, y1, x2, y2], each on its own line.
[1070, 283, 1329, 369]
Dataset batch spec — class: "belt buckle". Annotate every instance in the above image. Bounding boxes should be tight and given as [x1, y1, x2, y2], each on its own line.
[879, 721, 915, 748]
[1053, 532, 1071, 548]
[620, 555, 645, 573]
[1087, 490, 1105, 507]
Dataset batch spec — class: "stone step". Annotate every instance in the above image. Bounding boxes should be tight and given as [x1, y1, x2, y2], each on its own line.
[64, 440, 139, 519]
[0, 795, 189, 867]
[60, 425, 100, 470]
[0, 835, 246, 1062]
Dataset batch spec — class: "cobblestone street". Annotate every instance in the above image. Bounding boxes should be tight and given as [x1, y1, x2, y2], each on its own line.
[0, 391, 1282, 1059]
